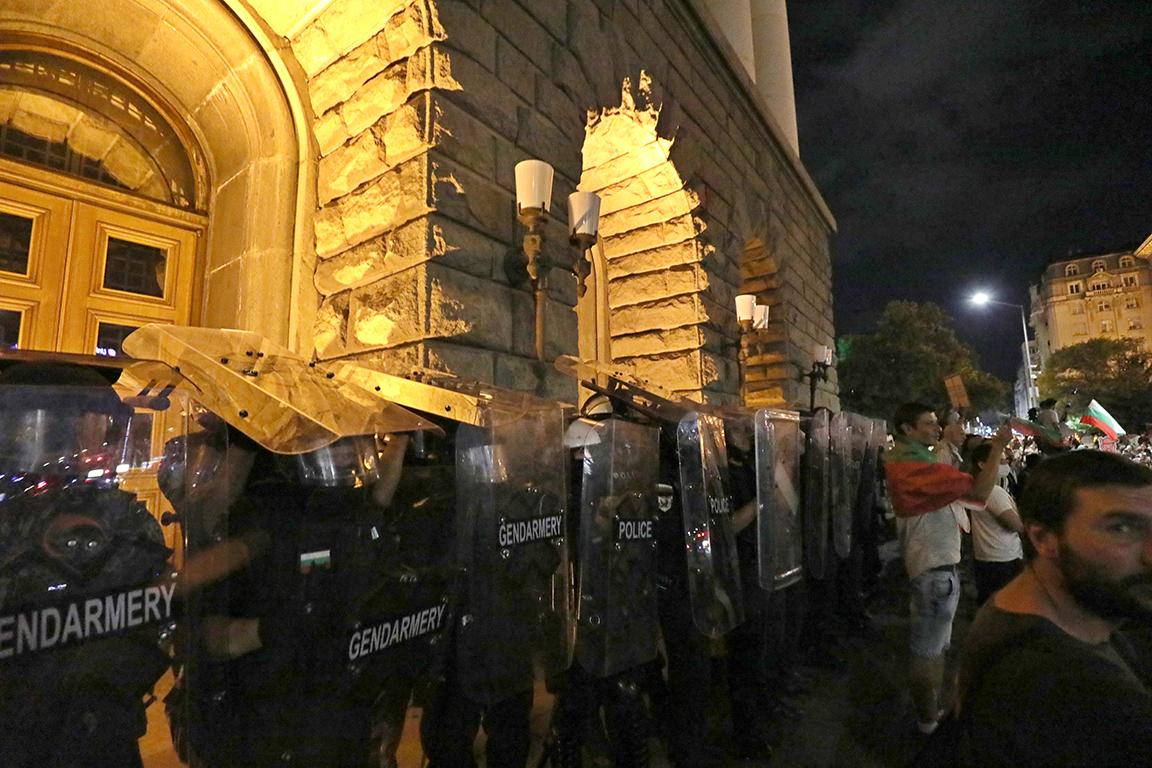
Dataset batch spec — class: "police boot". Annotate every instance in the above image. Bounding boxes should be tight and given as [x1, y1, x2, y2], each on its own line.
[604, 677, 650, 768]
[549, 686, 587, 768]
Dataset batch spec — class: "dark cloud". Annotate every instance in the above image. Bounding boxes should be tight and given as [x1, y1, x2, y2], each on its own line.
[790, 0, 1152, 378]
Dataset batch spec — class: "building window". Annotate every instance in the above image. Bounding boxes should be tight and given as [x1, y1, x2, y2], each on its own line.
[1091, 279, 1111, 291]
[1092, 259, 1106, 272]
[1065, 264, 1080, 276]
[1070, 302, 1085, 315]
[1129, 319, 1144, 331]
[1120, 255, 1135, 268]
[1126, 296, 1139, 310]
[1068, 282, 1082, 294]
[1124, 274, 1138, 287]
[1074, 322, 1088, 335]
[1098, 299, 1112, 312]
[1102, 320, 1115, 333]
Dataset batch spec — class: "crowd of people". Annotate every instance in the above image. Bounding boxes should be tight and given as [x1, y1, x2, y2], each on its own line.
[885, 401, 1152, 765]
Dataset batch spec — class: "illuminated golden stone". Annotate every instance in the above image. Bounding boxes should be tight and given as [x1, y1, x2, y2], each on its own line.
[597, 193, 700, 239]
[606, 240, 702, 280]
[610, 295, 702, 336]
[581, 139, 673, 193]
[314, 155, 433, 258]
[607, 265, 706, 309]
[314, 218, 438, 295]
[612, 327, 702, 358]
[604, 218, 702, 259]
[290, 0, 411, 77]
[310, 45, 394, 117]
[576, 71, 720, 399]
[314, 293, 350, 360]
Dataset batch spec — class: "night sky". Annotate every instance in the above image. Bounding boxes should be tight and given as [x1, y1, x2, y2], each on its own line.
[788, 0, 1152, 380]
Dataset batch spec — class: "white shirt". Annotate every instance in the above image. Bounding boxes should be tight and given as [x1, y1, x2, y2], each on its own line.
[963, 485, 1023, 562]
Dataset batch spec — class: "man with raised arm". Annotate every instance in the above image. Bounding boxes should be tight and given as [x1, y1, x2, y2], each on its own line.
[884, 403, 1010, 734]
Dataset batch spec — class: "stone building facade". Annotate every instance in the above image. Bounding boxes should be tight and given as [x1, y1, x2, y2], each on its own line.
[0, 0, 837, 410]
[1030, 241, 1152, 370]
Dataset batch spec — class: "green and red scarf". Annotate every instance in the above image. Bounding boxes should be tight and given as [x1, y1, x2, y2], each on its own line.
[884, 436, 974, 518]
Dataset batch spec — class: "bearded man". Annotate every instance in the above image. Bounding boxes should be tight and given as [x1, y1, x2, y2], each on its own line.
[957, 450, 1152, 764]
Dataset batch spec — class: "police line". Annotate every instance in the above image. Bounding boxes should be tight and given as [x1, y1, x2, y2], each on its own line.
[347, 602, 449, 661]
[0, 582, 176, 660]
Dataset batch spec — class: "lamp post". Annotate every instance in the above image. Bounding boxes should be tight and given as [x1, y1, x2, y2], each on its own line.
[970, 292, 1036, 413]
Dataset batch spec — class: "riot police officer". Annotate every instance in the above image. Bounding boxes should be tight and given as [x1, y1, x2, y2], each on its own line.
[0, 358, 174, 768]
[544, 396, 661, 767]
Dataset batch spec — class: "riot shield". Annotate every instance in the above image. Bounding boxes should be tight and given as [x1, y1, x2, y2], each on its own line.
[0, 363, 200, 768]
[830, 412, 854, 559]
[454, 403, 573, 704]
[848, 413, 877, 536]
[803, 409, 831, 580]
[575, 418, 660, 678]
[123, 324, 437, 453]
[676, 412, 744, 637]
[754, 409, 803, 590]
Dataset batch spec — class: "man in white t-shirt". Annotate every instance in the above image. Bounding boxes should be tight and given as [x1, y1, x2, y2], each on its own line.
[961, 441, 1024, 603]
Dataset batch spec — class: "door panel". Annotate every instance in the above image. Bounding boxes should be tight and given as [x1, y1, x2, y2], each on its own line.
[0, 180, 73, 349]
[59, 202, 197, 353]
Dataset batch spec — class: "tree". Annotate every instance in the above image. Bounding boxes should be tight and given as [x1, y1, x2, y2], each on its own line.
[1035, 337, 1152, 432]
[837, 301, 1010, 420]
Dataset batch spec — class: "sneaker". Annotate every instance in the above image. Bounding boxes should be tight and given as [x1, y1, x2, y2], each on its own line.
[916, 719, 939, 735]
[916, 709, 947, 735]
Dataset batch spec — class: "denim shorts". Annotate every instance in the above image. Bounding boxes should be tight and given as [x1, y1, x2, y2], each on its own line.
[908, 566, 960, 658]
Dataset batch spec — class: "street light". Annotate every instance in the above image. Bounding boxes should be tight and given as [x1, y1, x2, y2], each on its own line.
[970, 292, 1036, 413]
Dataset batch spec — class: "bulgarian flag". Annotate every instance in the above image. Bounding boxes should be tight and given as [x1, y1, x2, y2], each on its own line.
[1007, 417, 1063, 447]
[1080, 399, 1126, 440]
[884, 437, 975, 518]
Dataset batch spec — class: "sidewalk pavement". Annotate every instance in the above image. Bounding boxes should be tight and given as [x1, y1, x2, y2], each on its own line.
[395, 537, 980, 767]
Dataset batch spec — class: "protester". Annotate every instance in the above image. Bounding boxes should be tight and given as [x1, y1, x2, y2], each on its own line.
[960, 442, 1024, 604]
[958, 450, 1152, 763]
[884, 403, 1010, 734]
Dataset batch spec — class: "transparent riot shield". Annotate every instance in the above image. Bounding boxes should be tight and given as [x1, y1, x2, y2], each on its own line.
[803, 409, 831, 580]
[170, 430, 453, 767]
[455, 403, 572, 704]
[575, 418, 660, 678]
[677, 412, 744, 637]
[830, 412, 854, 559]
[0, 369, 200, 768]
[848, 413, 876, 539]
[754, 409, 803, 590]
[123, 324, 437, 454]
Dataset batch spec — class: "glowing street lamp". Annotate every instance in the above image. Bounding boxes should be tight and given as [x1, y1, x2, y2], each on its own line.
[969, 292, 1036, 412]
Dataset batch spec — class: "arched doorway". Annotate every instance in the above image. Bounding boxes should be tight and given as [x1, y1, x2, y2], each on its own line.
[0, 46, 207, 355]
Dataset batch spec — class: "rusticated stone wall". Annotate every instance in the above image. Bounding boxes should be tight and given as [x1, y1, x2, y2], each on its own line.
[284, 0, 836, 408]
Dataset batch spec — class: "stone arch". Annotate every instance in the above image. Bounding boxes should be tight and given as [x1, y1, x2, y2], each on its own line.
[577, 74, 717, 401]
[0, 0, 311, 348]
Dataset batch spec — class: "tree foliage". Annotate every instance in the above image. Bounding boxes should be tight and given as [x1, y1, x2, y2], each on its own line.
[837, 301, 1010, 420]
[1035, 337, 1152, 431]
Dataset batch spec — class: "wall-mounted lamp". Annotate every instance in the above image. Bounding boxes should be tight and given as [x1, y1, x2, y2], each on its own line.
[800, 342, 834, 411]
[753, 304, 770, 330]
[509, 159, 554, 282]
[568, 190, 601, 298]
[735, 293, 757, 332]
[504, 160, 602, 361]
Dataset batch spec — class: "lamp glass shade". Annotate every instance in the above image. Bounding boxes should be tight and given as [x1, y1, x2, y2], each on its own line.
[735, 294, 756, 322]
[753, 304, 770, 329]
[515, 159, 554, 212]
[813, 344, 831, 365]
[568, 191, 601, 237]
